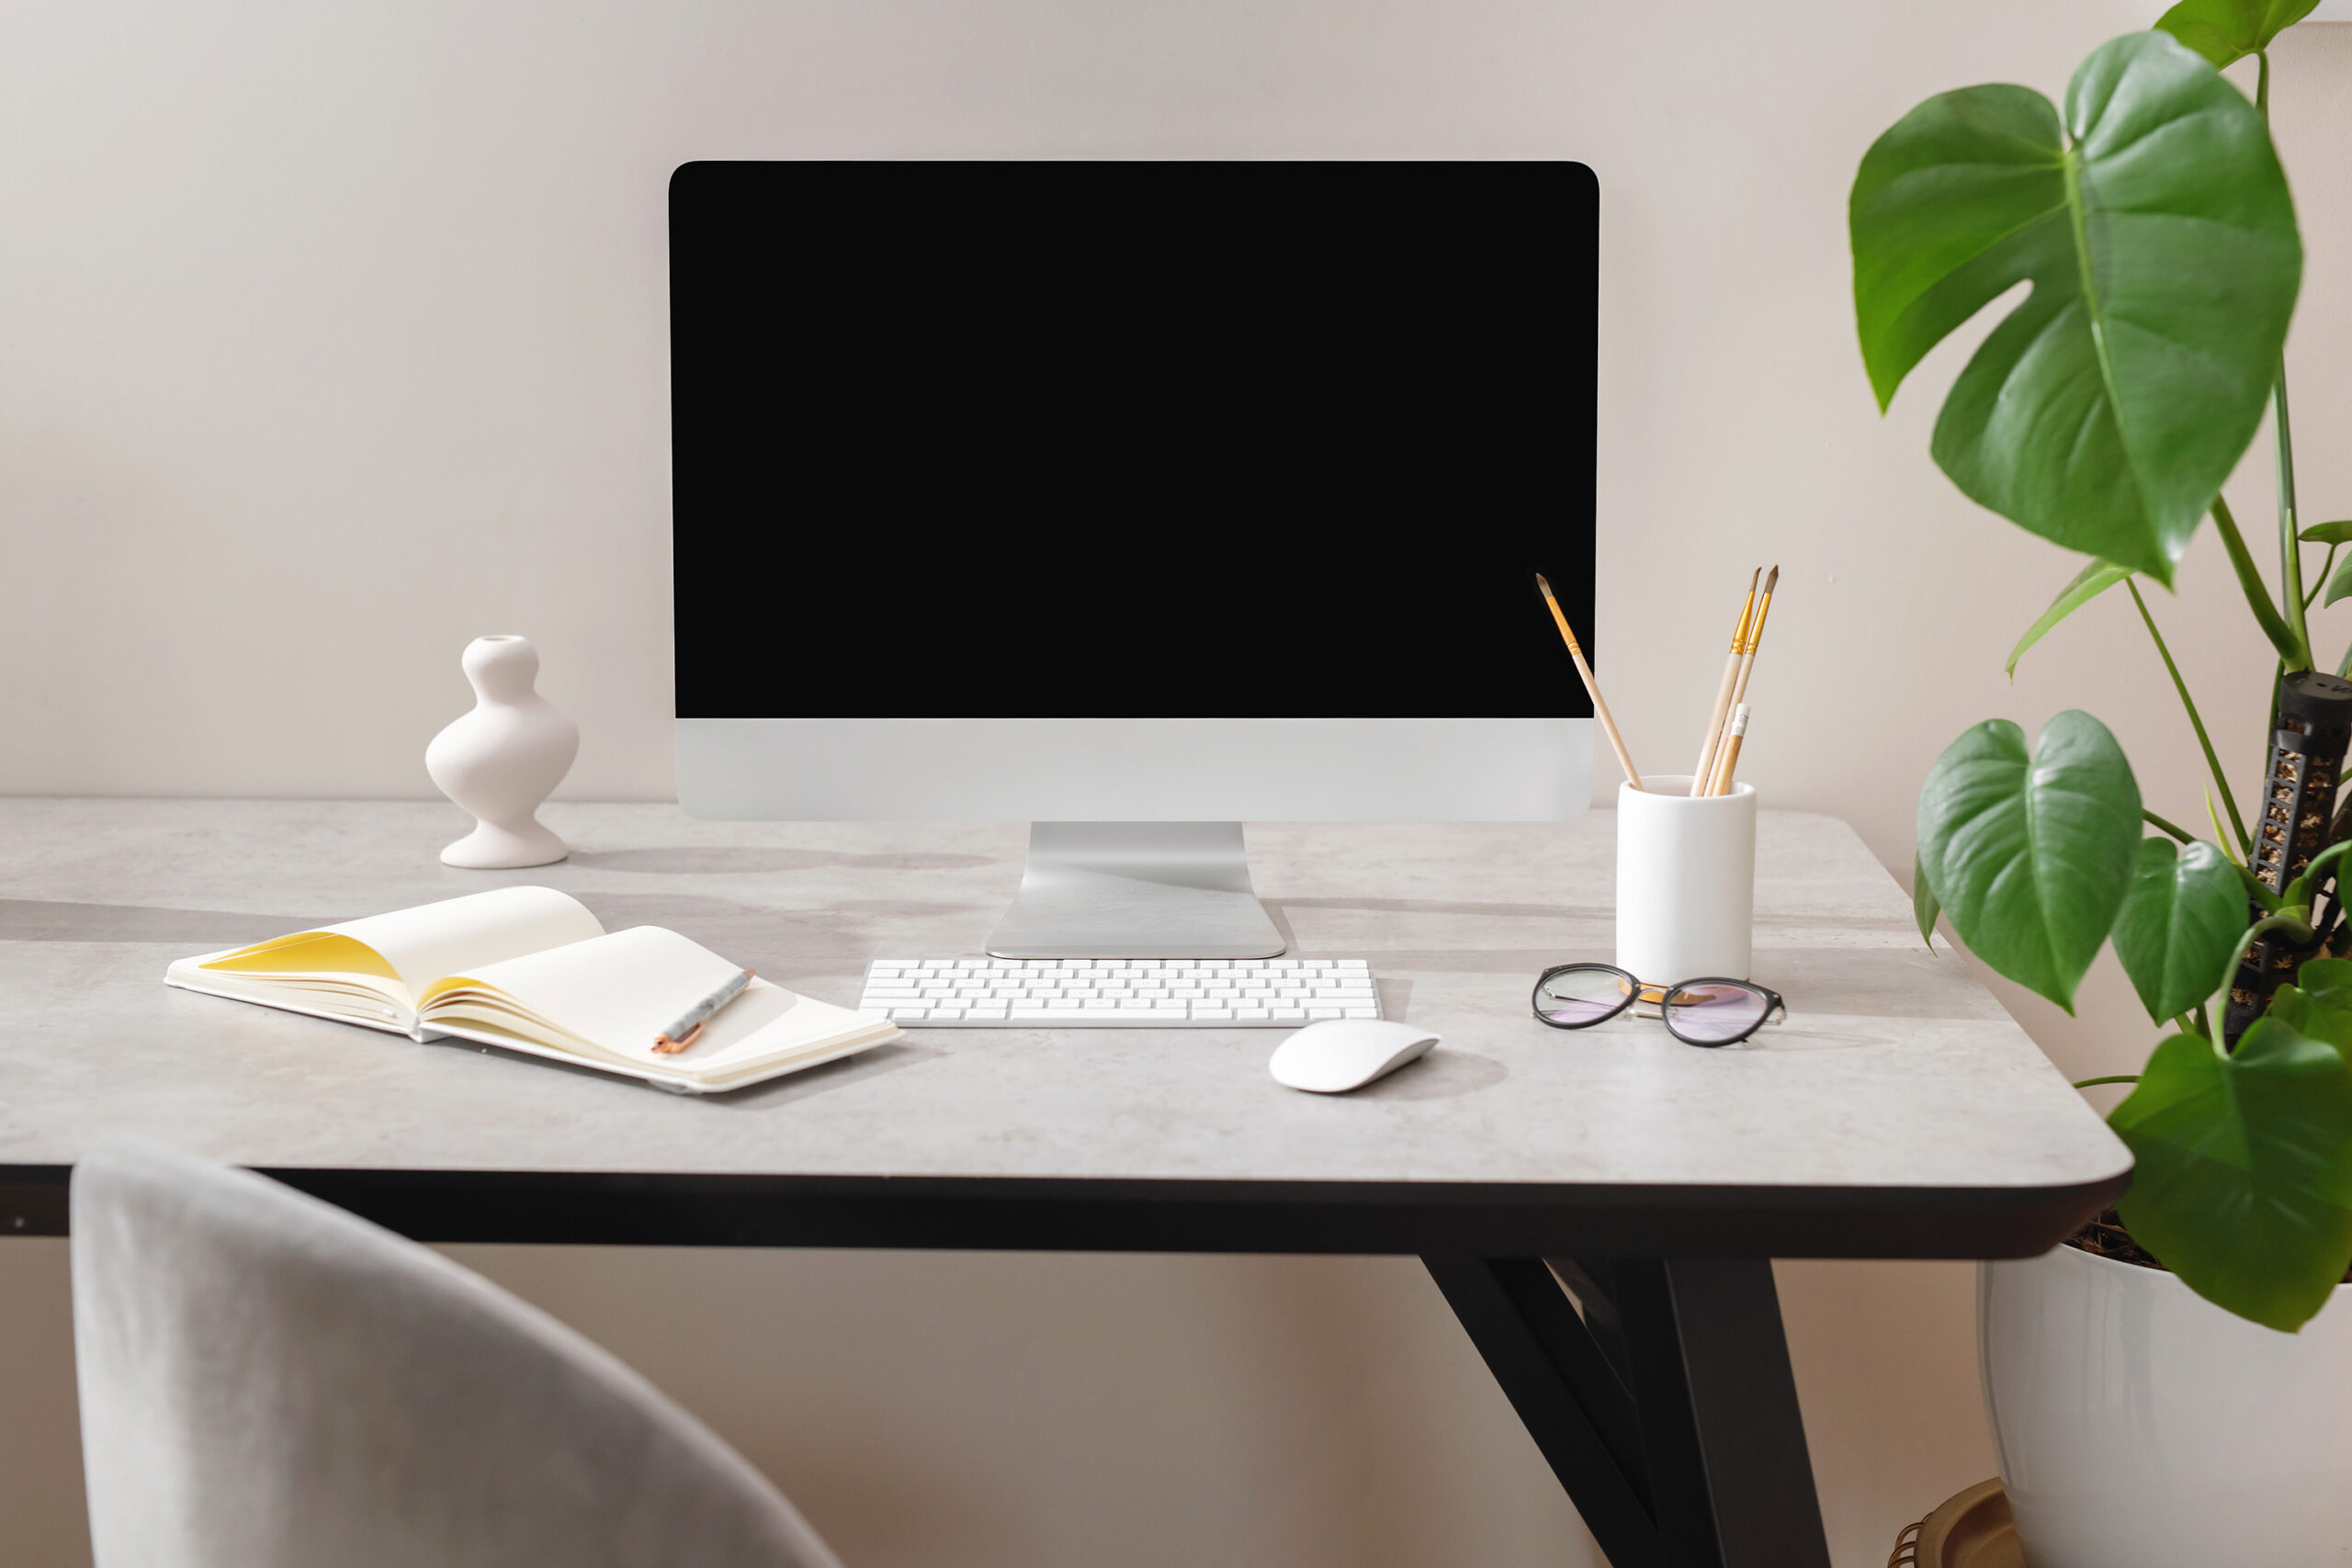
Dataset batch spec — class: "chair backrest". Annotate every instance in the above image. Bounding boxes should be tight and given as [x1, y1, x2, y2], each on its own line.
[72, 1137, 845, 1568]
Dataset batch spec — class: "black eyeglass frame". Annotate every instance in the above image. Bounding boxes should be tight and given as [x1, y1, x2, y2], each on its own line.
[1530, 962, 1787, 1048]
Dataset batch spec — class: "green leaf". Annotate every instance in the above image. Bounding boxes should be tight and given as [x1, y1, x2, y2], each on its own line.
[1914, 848, 1941, 948]
[1916, 711, 2142, 1010]
[2298, 520, 2352, 546]
[2111, 837, 2248, 1021]
[2268, 959, 2352, 1052]
[2155, 0, 2320, 69]
[1850, 31, 2301, 585]
[2111, 1019, 2352, 1331]
[2324, 552, 2352, 608]
[2292, 956, 2352, 1018]
[2007, 559, 2132, 677]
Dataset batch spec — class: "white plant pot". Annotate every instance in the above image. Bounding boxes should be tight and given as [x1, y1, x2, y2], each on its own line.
[424, 635, 578, 869]
[1981, 1243, 2352, 1567]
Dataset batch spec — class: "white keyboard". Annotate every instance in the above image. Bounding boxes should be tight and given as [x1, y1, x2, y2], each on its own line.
[857, 957, 1382, 1027]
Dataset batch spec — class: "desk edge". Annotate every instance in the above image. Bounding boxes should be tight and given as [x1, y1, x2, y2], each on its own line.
[0, 1163, 2130, 1259]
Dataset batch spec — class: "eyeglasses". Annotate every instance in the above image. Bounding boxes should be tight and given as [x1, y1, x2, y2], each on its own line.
[1531, 963, 1786, 1048]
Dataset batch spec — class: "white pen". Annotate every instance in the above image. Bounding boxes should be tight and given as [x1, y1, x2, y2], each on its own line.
[651, 968, 752, 1055]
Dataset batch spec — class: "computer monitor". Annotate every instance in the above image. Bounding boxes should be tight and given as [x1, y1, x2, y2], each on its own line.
[672, 160, 1599, 958]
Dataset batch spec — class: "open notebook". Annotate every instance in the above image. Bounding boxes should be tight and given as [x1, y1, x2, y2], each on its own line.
[165, 886, 899, 1093]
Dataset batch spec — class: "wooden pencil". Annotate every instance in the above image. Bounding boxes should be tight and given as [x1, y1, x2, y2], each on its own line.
[1706, 565, 1777, 795]
[1690, 569, 1759, 796]
[1534, 573, 1643, 791]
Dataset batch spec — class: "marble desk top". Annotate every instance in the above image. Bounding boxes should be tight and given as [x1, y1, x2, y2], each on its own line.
[0, 800, 2130, 1253]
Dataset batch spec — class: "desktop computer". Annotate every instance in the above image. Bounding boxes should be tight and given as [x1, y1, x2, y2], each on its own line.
[671, 159, 1599, 987]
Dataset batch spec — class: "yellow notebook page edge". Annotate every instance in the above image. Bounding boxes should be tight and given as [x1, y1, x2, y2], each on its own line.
[198, 931, 401, 981]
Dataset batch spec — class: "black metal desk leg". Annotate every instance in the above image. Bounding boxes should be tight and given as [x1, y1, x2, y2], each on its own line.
[1424, 1256, 1829, 1568]
[1608, 1258, 1829, 1568]
[1424, 1256, 1662, 1568]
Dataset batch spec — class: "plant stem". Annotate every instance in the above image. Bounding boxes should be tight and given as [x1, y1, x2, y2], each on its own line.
[2143, 808, 2194, 843]
[2308, 542, 2337, 611]
[2214, 495, 2311, 668]
[2247, 908, 2316, 949]
[2129, 580, 2253, 852]
[2260, 659, 2285, 811]
[2278, 364, 2310, 660]
[2196, 999, 2214, 1041]
[2075, 1075, 2143, 1089]
[2258, 50, 2270, 118]
[2209, 789, 2250, 865]
[2285, 840, 2352, 911]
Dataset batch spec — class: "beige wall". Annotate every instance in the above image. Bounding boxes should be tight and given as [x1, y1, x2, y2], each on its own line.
[10, 2, 2352, 1563]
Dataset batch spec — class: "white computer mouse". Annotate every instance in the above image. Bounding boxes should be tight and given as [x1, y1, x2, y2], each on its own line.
[1268, 1018, 1440, 1094]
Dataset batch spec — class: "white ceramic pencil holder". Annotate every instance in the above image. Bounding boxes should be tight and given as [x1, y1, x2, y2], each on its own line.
[1616, 775, 1756, 983]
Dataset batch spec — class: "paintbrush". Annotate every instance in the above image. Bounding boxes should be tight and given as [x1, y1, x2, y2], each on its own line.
[1706, 565, 1777, 795]
[1713, 704, 1751, 795]
[1690, 568, 1759, 796]
[1534, 573, 1643, 791]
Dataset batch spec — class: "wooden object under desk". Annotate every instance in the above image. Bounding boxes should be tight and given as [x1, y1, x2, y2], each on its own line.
[1889, 1479, 2020, 1567]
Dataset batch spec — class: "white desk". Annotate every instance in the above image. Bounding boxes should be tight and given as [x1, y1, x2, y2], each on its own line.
[0, 800, 2130, 1568]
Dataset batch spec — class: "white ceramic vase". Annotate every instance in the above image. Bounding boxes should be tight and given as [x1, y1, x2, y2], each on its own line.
[1981, 1243, 2352, 1567]
[424, 636, 578, 869]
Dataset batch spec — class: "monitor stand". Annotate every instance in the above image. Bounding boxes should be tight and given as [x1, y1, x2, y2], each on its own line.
[984, 822, 1287, 959]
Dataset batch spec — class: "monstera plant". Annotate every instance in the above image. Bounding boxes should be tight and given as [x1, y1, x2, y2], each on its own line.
[1855, 4, 2352, 1331]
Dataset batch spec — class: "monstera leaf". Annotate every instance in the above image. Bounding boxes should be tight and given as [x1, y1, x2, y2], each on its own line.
[2109, 837, 2246, 1022]
[2156, 0, 2321, 67]
[1914, 848, 1941, 947]
[1916, 711, 2141, 1011]
[1851, 31, 2301, 583]
[2007, 559, 2132, 677]
[2112, 1017, 2352, 1331]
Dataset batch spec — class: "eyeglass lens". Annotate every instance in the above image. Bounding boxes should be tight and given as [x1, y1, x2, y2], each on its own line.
[1663, 982, 1771, 1045]
[1534, 966, 1634, 1027]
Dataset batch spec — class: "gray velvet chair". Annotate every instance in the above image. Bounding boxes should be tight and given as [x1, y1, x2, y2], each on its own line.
[72, 1137, 844, 1568]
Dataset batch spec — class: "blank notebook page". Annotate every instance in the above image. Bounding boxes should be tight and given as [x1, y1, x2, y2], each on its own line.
[428, 925, 876, 1083]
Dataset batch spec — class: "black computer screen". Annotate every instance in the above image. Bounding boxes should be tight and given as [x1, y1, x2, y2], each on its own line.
[671, 160, 1598, 718]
